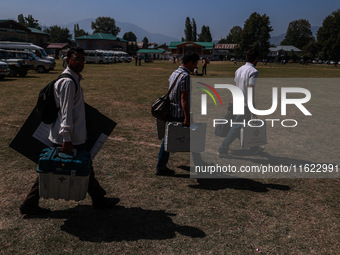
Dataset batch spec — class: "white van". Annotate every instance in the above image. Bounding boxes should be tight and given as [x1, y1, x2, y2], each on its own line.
[0, 41, 55, 66]
[113, 51, 131, 63]
[84, 50, 109, 64]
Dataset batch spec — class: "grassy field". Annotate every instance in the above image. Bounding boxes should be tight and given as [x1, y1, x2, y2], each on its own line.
[0, 60, 339, 255]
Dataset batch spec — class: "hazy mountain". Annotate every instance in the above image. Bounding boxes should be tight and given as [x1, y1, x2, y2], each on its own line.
[62, 18, 179, 44]
[270, 26, 320, 46]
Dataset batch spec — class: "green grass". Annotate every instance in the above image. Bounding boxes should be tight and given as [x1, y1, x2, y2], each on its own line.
[0, 60, 339, 255]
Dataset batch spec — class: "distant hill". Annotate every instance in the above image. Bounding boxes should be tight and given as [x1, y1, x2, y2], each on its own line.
[62, 18, 179, 44]
[270, 26, 320, 46]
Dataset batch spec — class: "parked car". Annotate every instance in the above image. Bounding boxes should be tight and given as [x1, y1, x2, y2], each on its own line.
[3, 50, 54, 73]
[312, 60, 318, 64]
[0, 41, 56, 66]
[0, 60, 10, 79]
[330, 60, 336, 65]
[0, 49, 33, 77]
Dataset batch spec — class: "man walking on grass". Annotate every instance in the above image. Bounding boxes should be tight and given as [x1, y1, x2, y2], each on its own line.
[218, 48, 264, 157]
[20, 47, 120, 215]
[156, 53, 205, 175]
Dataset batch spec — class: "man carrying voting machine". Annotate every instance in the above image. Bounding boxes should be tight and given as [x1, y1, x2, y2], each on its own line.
[18, 47, 120, 215]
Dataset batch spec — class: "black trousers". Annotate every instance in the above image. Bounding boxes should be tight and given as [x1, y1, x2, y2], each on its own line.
[23, 144, 106, 206]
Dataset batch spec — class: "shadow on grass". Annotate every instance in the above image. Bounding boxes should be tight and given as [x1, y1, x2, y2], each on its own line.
[231, 150, 338, 168]
[189, 178, 290, 192]
[176, 165, 290, 192]
[188, 149, 339, 191]
[25, 205, 206, 242]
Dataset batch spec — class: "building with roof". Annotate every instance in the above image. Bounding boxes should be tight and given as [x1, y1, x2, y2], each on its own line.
[46, 43, 69, 59]
[136, 48, 171, 60]
[0, 20, 48, 47]
[169, 41, 214, 57]
[213, 44, 239, 60]
[269, 45, 302, 58]
[76, 33, 128, 52]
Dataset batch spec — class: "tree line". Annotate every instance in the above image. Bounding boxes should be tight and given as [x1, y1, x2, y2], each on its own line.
[16, 10, 340, 61]
[217, 10, 340, 61]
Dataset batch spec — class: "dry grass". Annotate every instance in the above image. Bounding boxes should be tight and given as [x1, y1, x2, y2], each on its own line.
[0, 60, 339, 255]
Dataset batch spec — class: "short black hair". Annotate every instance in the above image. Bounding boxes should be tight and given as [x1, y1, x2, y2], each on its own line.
[67, 47, 85, 58]
[246, 48, 259, 63]
[182, 53, 200, 65]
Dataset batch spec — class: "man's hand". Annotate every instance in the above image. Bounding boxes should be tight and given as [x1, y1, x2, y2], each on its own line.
[62, 141, 73, 155]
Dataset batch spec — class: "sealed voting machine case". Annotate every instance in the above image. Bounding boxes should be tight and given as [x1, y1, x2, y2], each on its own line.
[164, 122, 206, 152]
[36, 147, 92, 201]
[240, 121, 267, 148]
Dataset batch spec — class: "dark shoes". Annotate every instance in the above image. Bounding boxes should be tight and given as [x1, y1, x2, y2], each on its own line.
[19, 204, 51, 215]
[92, 197, 120, 210]
[249, 146, 265, 155]
[217, 151, 231, 158]
[20, 198, 120, 214]
[155, 167, 175, 176]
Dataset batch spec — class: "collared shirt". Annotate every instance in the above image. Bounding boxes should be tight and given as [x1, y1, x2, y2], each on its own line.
[48, 67, 87, 145]
[168, 66, 190, 119]
[234, 62, 258, 106]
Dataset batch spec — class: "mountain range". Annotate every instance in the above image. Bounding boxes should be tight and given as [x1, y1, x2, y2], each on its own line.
[63, 18, 179, 44]
[61, 19, 320, 47]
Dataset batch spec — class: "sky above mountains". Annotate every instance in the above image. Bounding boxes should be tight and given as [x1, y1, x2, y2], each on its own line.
[2, 0, 339, 41]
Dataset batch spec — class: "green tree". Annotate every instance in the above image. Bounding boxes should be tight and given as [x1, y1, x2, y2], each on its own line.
[317, 9, 340, 61]
[44, 26, 72, 43]
[184, 17, 193, 41]
[192, 18, 197, 41]
[142, 37, 149, 49]
[123, 31, 137, 42]
[281, 19, 314, 50]
[91, 16, 120, 36]
[197, 25, 212, 42]
[17, 14, 25, 26]
[239, 12, 272, 58]
[74, 24, 88, 38]
[17, 14, 41, 30]
[218, 38, 228, 44]
[226, 26, 242, 44]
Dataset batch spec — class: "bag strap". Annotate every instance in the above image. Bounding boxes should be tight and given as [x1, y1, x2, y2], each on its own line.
[167, 71, 184, 95]
[57, 73, 78, 94]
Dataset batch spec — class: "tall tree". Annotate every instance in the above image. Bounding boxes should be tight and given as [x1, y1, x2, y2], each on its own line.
[17, 14, 41, 30]
[91, 16, 121, 36]
[192, 18, 197, 41]
[44, 26, 72, 43]
[123, 31, 137, 42]
[226, 26, 242, 44]
[239, 12, 272, 58]
[317, 9, 340, 61]
[17, 14, 25, 26]
[184, 17, 193, 41]
[74, 24, 88, 38]
[197, 25, 212, 42]
[281, 19, 314, 50]
[142, 37, 149, 49]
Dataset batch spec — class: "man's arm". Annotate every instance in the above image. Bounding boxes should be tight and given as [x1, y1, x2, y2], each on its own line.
[58, 79, 76, 154]
[181, 90, 190, 126]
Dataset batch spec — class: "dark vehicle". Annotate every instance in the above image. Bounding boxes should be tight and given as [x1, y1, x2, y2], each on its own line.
[0, 60, 10, 79]
[0, 50, 33, 77]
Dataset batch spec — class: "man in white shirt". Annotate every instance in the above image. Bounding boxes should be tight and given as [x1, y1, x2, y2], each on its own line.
[218, 48, 262, 157]
[20, 48, 120, 215]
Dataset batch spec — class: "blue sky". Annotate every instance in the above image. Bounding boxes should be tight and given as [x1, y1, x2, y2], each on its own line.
[2, 0, 339, 40]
